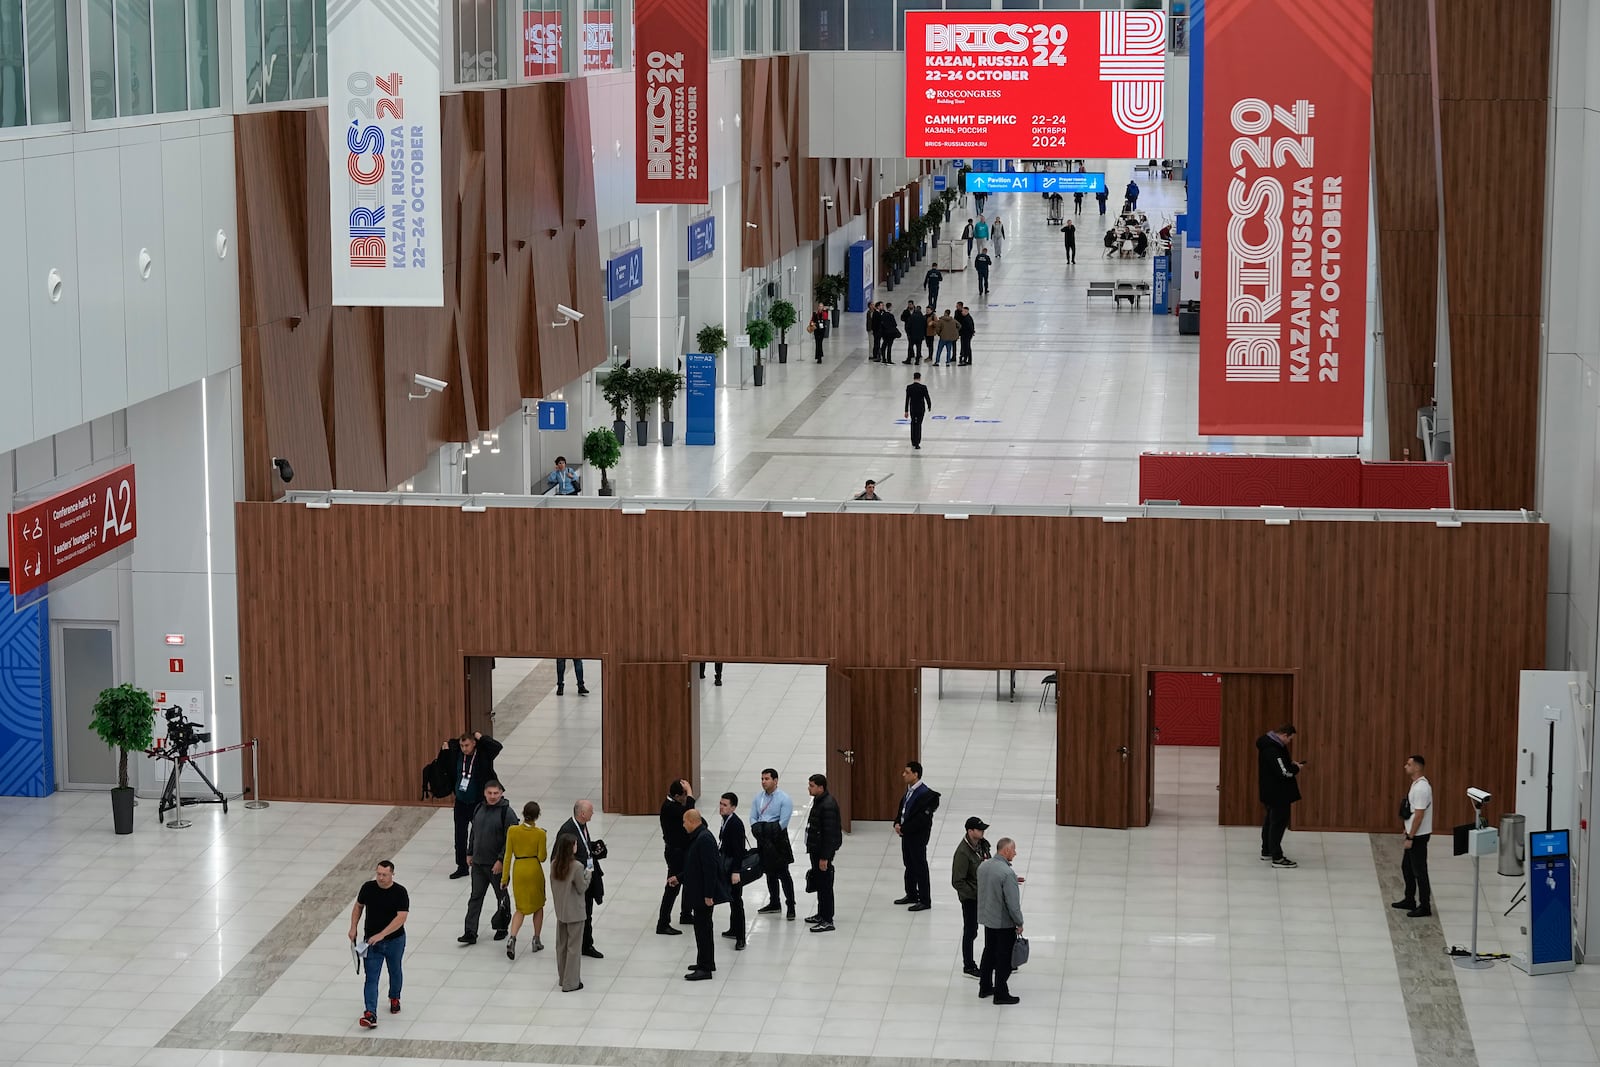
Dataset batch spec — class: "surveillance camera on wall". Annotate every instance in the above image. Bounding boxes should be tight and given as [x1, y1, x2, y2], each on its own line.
[1467, 787, 1492, 806]
[557, 304, 583, 321]
[409, 373, 448, 400]
[271, 457, 295, 484]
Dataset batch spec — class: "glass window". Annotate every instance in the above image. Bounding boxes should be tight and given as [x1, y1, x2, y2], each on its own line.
[288, 0, 315, 96]
[0, 0, 26, 127]
[1001, 0, 1043, 8]
[845, 0, 889, 50]
[189, 0, 220, 106]
[742, 0, 757, 53]
[1042, 1, 1082, 9]
[116, 0, 155, 115]
[798, 0, 841, 51]
[897, 0, 937, 50]
[1, 0, 70, 126]
[85, 0, 217, 116]
[153, 0, 187, 113]
[457, 0, 508, 82]
[244, 0, 322, 102]
[943, 0, 992, 8]
[769, 0, 785, 51]
[88, 0, 115, 117]
[711, 0, 730, 58]
[583, 0, 615, 71]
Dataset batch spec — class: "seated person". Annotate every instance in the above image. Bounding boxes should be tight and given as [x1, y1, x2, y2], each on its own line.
[546, 456, 581, 495]
[1103, 228, 1119, 251]
[1133, 230, 1150, 257]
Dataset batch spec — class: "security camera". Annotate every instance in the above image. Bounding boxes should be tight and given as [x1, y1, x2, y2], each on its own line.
[409, 373, 447, 400]
[271, 457, 294, 484]
[557, 304, 583, 322]
[1467, 787, 1492, 807]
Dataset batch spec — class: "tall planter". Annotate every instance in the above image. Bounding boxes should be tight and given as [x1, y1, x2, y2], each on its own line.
[111, 787, 135, 834]
[769, 300, 797, 366]
[635, 420, 650, 446]
[89, 683, 155, 835]
[612, 419, 628, 446]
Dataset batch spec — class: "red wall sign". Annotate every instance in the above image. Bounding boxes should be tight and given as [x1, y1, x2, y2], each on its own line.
[904, 11, 1166, 159]
[582, 10, 615, 71]
[523, 10, 564, 78]
[169, 658, 184, 674]
[635, 0, 708, 204]
[1198, 0, 1372, 435]
[7, 464, 138, 597]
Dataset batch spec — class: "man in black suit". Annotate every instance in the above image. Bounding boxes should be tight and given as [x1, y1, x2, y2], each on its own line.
[556, 799, 606, 958]
[717, 793, 749, 950]
[658, 778, 696, 935]
[893, 761, 941, 910]
[805, 773, 843, 932]
[904, 373, 933, 450]
[1257, 724, 1305, 869]
[681, 809, 729, 980]
[432, 732, 503, 878]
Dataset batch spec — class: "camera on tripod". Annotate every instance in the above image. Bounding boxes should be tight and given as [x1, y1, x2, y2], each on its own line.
[162, 706, 211, 753]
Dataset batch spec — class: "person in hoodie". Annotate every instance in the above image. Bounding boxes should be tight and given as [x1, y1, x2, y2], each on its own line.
[972, 216, 990, 248]
[460, 780, 514, 945]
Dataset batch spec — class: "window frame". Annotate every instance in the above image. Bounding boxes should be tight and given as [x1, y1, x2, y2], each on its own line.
[81, 0, 228, 127]
[0, 0, 79, 137]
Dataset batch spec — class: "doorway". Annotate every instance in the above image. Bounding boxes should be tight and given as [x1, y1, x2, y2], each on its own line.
[52, 622, 120, 790]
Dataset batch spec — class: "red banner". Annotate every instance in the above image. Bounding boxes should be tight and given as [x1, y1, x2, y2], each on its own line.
[904, 11, 1166, 159]
[7, 464, 138, 597]
[523, 10, 563, 78]
[582, 10, 615, 71]
[1198, 0, 1372, 435]
[635, 0, 707, 204]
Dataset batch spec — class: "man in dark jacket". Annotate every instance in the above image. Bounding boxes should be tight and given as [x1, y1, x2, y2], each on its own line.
[805, 773, 843, 932]
[460, 781, 513, 944]
[681, 809, 729, 980]
[1257, 724, 1305, 868]
[893, 761, 942, 910]
[924, 265, 943, 313]
[902, 301, 925, 364]
[1061, 220, 1077, 264]
[717, 793, 749, 950]
[905, 373, 933, 450]
[557, 799, 606, 958]
[973, 248, 992, 296]
[658, 778, 696, 933]
[435, 732, 503, 878]
[951, 817, 992, 978]
[954, 304, 976, 365]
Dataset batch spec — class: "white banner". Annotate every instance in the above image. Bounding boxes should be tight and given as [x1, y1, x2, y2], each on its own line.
[327, 0, 443, 307]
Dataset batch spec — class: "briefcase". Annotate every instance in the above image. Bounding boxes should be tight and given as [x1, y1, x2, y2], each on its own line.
[1011, 935, 1030, 969]
[738, 847, 764, 881]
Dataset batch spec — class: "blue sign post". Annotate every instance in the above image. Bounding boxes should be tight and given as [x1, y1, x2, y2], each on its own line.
[685, 353, 716, 446]
[605, 246, 644, 301]
[1520, 829, 1576, 974]
[932, 175, 947, 192]
[1152, 254, 1171, 316]
[966, 172, 1107, 194]
[536, 400, 568, 432]
[687, 216, 716, 263]
[846, 240, 875, 312]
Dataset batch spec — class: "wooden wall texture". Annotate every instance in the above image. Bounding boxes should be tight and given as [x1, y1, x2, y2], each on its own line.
[237, 503, 1546, 833]
[235, 82, 608, 502]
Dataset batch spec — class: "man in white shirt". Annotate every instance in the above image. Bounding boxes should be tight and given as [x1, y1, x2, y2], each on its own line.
[1392, 754, 1434, 918]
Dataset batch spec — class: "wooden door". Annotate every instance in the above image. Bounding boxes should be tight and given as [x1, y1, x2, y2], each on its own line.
[1218, 673, 1295, 826]
[464, 656, 495, 736]
[826, 666, 853, 832]
[846, 667, 920, 821]
[602, 661, 698, 815]
[1056, 671, 1135, 828]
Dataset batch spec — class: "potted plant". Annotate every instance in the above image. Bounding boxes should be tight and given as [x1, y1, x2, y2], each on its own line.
[89, 683, 155, 835]
[747, 318, 775, 387]
[695, 323, 729, 360]
[628, 368, 657, 446]
[649, 367, 685, 445]
[601, 366, 632, 446]
[582, 426, 621, 496]
[815, 272, 847, 325]
[769, 299, 797, 364]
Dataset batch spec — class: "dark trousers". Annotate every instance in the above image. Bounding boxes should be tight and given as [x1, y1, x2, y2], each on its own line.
[1065, 242, 1076, 263]
[901, 835, 931, 904]
[1402, 833, 1432, 906]
[727, 881, 745, 942]
[910, 412, 925, 448]
[464, 862, 509, 934]
[810, 855, 835, 921]
[697, 662, 723, 681]
[556, 658, 584, 686]
[960, 897, 979, 969]
[660, 876, 689, 926]
[581, 886, 598, 951]
[690, 898, 716, 972]
[976, 270, 989, 294]
[1261, 802, 1291, 859]
[814, 332, 825, 361]
[928, 288, 939, 313]
[452, 800, 474, 868]
[765, 864, 795, 907]
[979, 926, 1017, 997]
[959, 337, 973, 364]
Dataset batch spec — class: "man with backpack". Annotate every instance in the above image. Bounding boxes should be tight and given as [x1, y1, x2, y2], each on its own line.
[427, 731, 503, 878]
[460, 780, 514, 944]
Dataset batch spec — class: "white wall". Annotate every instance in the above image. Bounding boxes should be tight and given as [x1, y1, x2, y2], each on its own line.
[0, 120, 241, 456]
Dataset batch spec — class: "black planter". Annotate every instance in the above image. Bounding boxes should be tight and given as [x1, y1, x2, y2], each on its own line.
[753, 364, 765, 387]
[599, 476, 614, 497]
[830, 307, 839, 327]
[111, 785, 135, 834]
[661, 419, 675, 446]
[777, 342, 788, 364]
[612, 419, 627, 446]
[635, 420, 650, 446]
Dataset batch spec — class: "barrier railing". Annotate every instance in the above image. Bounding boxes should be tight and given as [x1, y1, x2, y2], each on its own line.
[150, 737, 268, 829]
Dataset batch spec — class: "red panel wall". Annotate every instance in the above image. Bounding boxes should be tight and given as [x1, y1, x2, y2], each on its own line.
[1140, 453, 1451, 509]
[1154, 671, 1221, 746]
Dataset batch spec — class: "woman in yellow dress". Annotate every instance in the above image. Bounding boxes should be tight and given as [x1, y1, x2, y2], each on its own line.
[500, 800, 548, 959]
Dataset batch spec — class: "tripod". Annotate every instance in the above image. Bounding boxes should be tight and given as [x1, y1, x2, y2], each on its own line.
[158, 751, 228, 825]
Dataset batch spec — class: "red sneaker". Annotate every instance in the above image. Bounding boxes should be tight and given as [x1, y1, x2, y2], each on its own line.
[359, 1011, 377, 1029]
[389, 997, 401, 1015]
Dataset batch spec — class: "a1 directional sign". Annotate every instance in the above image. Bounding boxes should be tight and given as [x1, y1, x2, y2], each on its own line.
[536, 401, 568, 431]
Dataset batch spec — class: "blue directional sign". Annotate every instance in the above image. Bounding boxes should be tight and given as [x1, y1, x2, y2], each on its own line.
[687, 216, 716, 263]
[605, 245, 644, 301]
[536, 400, 568, 431]
[685, 354, 716, 446]
[933, 175, 947, 192]
[966, 172, 1107, 194]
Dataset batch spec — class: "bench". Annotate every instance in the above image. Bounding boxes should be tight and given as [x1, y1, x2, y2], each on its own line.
[1086, 281, 1116, 299]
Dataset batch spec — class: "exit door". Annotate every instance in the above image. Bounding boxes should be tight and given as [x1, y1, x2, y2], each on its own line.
[52, 622, 119, 790]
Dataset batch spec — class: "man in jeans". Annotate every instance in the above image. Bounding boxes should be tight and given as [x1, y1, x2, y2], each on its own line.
[1392, 754, 1434, 918]
[350, 860, 409, 1029]
[1257, 723, 1305, 869]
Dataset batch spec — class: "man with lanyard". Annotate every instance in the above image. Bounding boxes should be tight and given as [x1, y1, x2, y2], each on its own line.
[893, 761, 940, 911]
[439, 731, 502, 878]
[750, 768, 796, 921]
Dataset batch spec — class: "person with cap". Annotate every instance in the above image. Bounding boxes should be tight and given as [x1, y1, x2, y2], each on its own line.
[951, 816, 992, 979]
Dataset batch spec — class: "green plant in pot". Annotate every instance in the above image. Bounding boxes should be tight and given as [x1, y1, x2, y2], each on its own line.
[768, 299, 797, 364]
[648, 367, 685, 446]
[583, 426, 621, 495]
[89, 683, 155, 834]
[747, 318, 775, 387]
[601, 366, 633, 446]
[628, 367, 657, 446]
[694, 323, 728, 359]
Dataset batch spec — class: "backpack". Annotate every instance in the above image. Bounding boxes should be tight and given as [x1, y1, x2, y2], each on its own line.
[422, 753, 454, 800]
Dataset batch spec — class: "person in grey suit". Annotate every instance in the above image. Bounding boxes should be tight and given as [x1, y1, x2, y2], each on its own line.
[976, 837, 1024, 1004]
[548, 834, 592, 992]
[556, 800, 606, 958]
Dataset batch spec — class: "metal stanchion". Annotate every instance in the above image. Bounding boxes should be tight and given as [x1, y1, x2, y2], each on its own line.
[244, 739, 269, 809]
[167, 758, 192, 829]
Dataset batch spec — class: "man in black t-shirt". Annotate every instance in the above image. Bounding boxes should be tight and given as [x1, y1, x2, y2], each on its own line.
[904, 373, 932, 450]
[349, 860, 410, 1029]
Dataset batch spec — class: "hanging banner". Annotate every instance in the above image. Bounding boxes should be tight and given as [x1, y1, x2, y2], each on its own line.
[635, 0, 708, 204]
[7, 464, 137, 600]
[327, 0, 443, 307]
[1198, 0, 1371, 435]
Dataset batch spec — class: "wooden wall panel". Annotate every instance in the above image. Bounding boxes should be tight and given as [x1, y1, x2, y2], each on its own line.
[1056, 672, 1133, 829]
[234, 81, 608, 502]
[602, 661, 698, 815]
[1217, 674, 1296, 827]
[237, 505, 1546, 833]
[844, 667, 919, 822]
[826, 666, 853, 831]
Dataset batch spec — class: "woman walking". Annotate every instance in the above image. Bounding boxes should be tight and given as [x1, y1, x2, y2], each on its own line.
[550, 834, 592, 992]
[501, 801, 548, 960]
[989, 215, 1006, 259]
[809, 303, 830, 362]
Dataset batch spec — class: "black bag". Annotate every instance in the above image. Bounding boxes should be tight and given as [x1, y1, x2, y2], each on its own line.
[804, 867, 817, 894]
[491, 894, 510, 931]
[1399, 796, 1413, 822]
[421, 754, 453, 801]
[738, 847, 764, 882]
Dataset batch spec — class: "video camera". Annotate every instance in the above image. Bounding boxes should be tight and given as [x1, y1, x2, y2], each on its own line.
[162, 705, 211, 753]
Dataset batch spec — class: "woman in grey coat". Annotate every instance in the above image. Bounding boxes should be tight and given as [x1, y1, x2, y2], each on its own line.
[549, 834, 593, 991]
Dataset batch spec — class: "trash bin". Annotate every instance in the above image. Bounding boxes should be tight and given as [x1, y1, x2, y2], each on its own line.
[1498, 813, 1526, 876]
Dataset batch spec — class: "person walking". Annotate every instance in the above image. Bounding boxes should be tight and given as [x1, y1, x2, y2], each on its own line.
[1126, 177, 1140, 211]
[1257, 724, 1305, 869]
[1096, 189, 1108, 216]
[1393, 754, 1434, 918]
[657, 778, 696, 934]
[556, 800, 606, 958]
[893, 761, 941, 910]
[681, 809, 728, 980]
[977, 837, 1024, 1005]
[501, 800, 548, 960]
[805, 773, 842, 932]
[1061, 220, 1077, 264]
[961, 219, 975, 259]
[349, 860, 409, 1029]
[751, 768, 797, 922]
[435, 731, 502, 879]
[974, 190, 988, 215]
[902, 301, 925, 364]
[905, 373, 933, 451]
[989, 215, 1006, 258]
[923, 265, 943, 312]
[951, 817, 992, 979]
[459, 781, 514, 945]
[1073, 190, 1084, 215]
[972, 216, 990, 249]
[809, 303, 829, 362]
[717, 793, 749, 951]
[697, 661, 723, 685]
[936, 310, 958, 366]
[555, 658, 588, 696]
[548, 834, 591, 992]
[973, 248, 992, 296]
[955, 304, 976, 365]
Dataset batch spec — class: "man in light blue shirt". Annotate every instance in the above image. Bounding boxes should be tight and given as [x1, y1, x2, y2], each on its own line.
[546, 456, 580, 495]
[749, 768, 796, 921]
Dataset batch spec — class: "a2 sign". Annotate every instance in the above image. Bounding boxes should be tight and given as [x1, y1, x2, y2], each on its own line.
[7, 464, 138, 598]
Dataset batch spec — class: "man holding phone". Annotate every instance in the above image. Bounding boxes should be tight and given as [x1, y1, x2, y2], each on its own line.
[1256, 724, 1305, 869]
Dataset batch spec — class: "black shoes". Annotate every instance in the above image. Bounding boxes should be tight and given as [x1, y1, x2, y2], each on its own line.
[735, 940, 747, 951]
[893, 896, 916, 905]
[684, 969, 713, 981]
[1406, 907, 1433, 918]
[720, 930, 739, 939]
[908, 903, 931, 912]
[809, 920, 835, 932]
[578, 686, 590, 696]
[963, 965, 980, 980]
[994, 994, 1021, 1005]
[492, 929, 508, 941]
[714, 679, 722, 686]
[1271, 857, 1297, 869]
[582, 946, 604, 959]
[656, 924, 683, 936]
[359, 1010, 378, 1029]
[804, 914, 820, 924]
[449, 867, 469, 879]
[556, 684, 564, 695]
[787, 905, 796, 921]
[1391, 899, 1417, 910]
[457, 933, 477, 945]
[757, 903, 781, 914]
